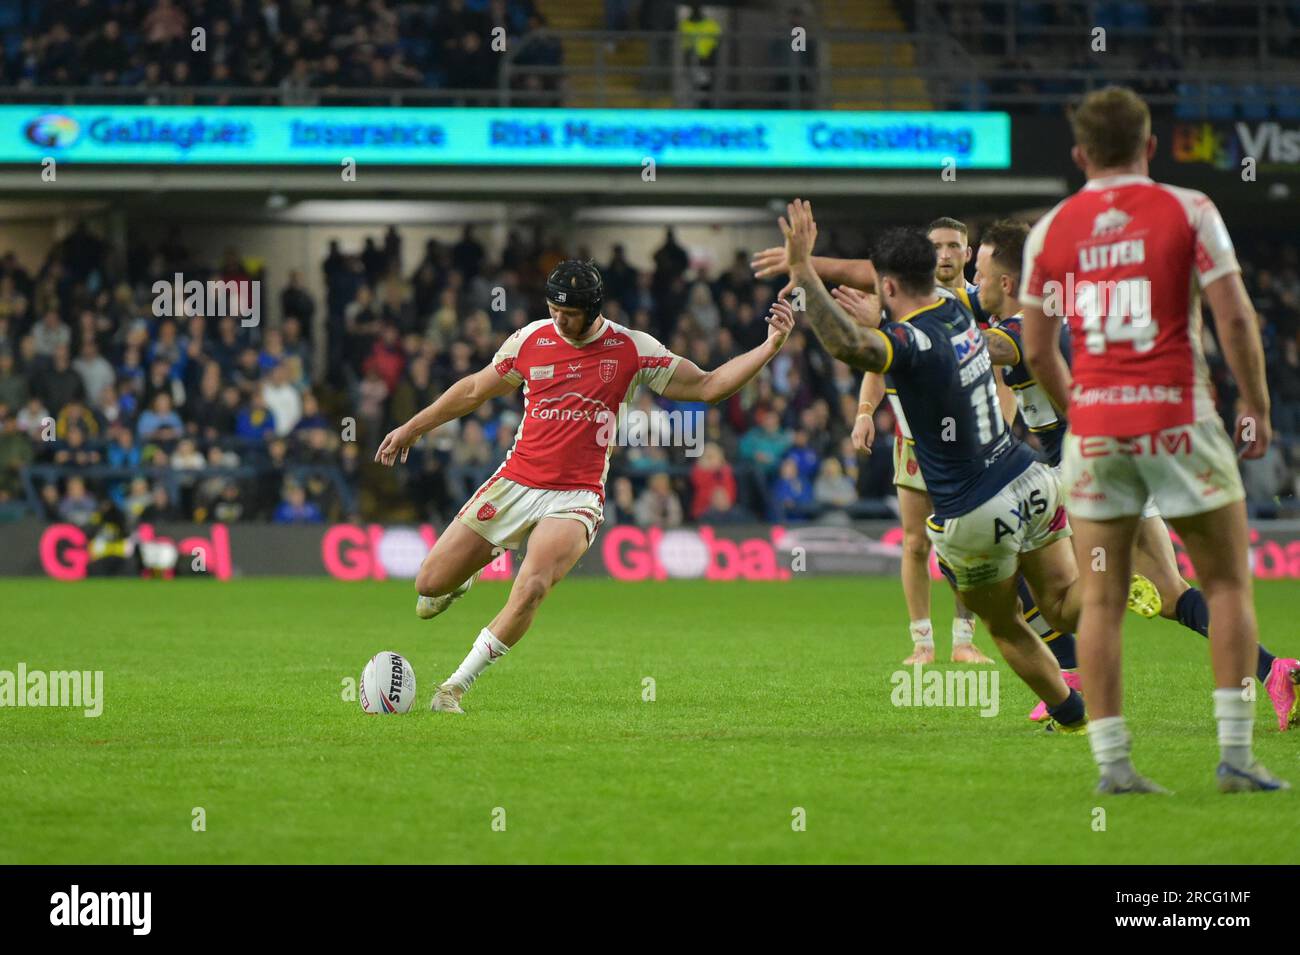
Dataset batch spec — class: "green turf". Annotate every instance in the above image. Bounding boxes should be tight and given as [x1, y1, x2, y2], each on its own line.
[0, 577, 1295, 864]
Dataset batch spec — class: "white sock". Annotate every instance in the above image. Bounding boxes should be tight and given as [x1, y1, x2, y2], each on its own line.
[952, 616, 975, 647]
[909, 618, 934, 646]
[1087, 715, 1131, 770]
[446, 627, 510, 691]
[1213, 687, 1254, 770]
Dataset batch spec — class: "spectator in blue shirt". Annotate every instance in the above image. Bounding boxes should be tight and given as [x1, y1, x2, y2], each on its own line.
[106, 424, 142, 469]
[769, 456, 814, 522]
[782, 428, 819, 484]
[273, 483, 323, 523]
[136, 392, 184, 442]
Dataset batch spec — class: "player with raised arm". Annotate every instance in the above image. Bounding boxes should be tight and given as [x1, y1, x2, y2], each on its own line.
[753, 221, 1007, 667]
[779, 200, 1088, 732]
[375, 260, 794, 713]
[1020, 87, 1289, 792]
[974, 219, 1299, 728]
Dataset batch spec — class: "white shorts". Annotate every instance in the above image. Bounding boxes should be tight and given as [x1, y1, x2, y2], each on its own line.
[926, 460, 1072, 591]
[1049, 464, 1161, 520]
[1060, 419, 1245, 522]
[457, 475, 604, 551]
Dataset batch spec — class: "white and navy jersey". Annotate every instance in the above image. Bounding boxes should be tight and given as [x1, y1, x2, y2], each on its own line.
[986, 313, 1071, 467]
[877, 296, 1036, 519]
[885, 282, 990, 442]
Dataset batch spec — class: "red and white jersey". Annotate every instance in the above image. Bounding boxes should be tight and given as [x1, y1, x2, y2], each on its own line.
[1020, 174, 1239, 437]
[490, 317, 682, 496]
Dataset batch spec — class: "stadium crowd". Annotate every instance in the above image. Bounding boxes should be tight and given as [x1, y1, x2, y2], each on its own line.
[11, 0, 1292, 118]
[2, 218, 1300, 530]
[929, 0, 1300, 117]
[0, 0, 753, 106]
[0, 0, 565, 103]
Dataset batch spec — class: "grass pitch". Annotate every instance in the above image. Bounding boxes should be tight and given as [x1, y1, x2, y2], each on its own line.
[1, 576, 1296, 864]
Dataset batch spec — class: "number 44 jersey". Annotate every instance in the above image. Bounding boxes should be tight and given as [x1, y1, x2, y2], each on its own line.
[1020, 174, 1239, 439]
[878, 296, 1037, 520]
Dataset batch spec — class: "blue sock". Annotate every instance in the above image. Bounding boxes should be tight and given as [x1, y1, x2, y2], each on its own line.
[1257, 647, 1277, 683]
[1175, 587, 1275, 683]
[1047, 688, 1085, 726]
[1017, 576, 1077, 669]
[1174, 587, 1210, 637]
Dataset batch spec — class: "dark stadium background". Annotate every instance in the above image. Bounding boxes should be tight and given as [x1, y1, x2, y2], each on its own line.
[0, 0, 1298, 578]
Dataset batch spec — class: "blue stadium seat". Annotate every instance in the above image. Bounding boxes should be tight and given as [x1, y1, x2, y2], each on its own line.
[1275, 85, 1300, 119]
[1093, 2, 1121, 32]
[955, 78, 989, 111]
[1175, 82, 1205, 119]
[1119, 1, 1151, 30]
[1015, 2, 1046, 30]
[1206, 83, 1235, 120]
[1238, 84, 1271, 120]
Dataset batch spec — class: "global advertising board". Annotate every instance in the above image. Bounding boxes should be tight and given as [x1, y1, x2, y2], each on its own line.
[3, 105, 1011, 169]
[8, 519, 1300, 582]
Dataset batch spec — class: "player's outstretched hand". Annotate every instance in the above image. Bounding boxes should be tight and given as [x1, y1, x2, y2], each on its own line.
[766, 298, 796, 350]
[778, 199, 817, 268]
[751, 246, 797, 299]
[832, 285, 881, 328]
[1235, 408, 1272, 460]
[751, 246, 788, 279]
[375, 424, 417, 466]
[851, 409, 875, 455]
